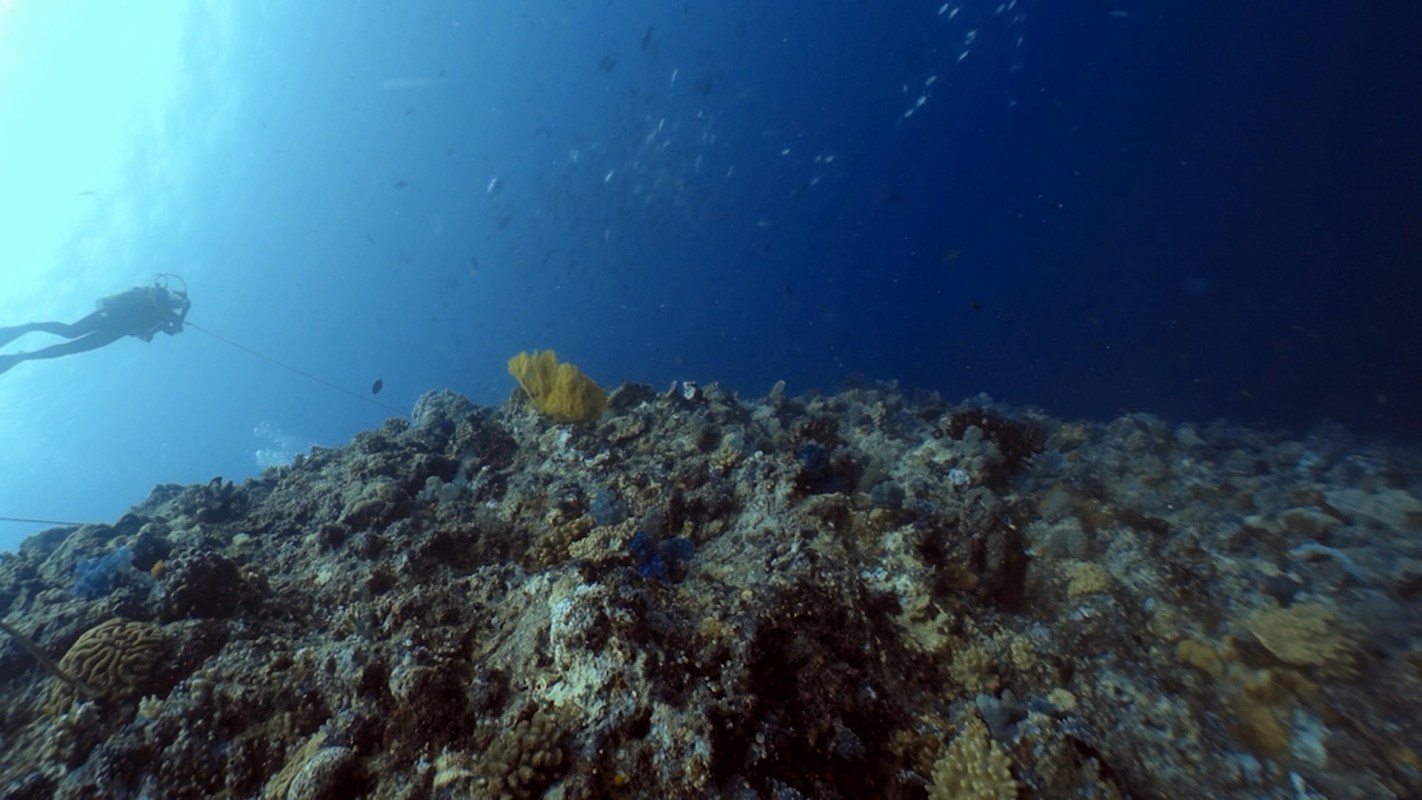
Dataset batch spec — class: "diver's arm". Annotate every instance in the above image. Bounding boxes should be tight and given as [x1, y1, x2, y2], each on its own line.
[165, 296, 191, 334]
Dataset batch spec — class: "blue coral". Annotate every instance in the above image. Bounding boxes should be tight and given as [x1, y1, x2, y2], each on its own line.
[71, 546, 135, 600]
[794, 444, 854, 495]
[628, 532, 694, 583]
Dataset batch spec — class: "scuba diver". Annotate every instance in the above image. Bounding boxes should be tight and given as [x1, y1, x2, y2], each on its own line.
[0, 275, 191, 375]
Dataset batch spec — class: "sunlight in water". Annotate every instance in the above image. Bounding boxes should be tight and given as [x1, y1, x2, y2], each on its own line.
[0, 2, 190, 314]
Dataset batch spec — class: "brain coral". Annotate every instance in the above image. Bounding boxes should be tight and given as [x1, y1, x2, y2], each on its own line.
[47, 618, 163, 712]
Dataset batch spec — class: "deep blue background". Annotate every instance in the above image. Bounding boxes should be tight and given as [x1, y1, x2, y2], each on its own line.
[1, 1, 1418, 549]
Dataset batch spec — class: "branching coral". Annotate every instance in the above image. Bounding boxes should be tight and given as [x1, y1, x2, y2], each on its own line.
[433, 709, 567, 798]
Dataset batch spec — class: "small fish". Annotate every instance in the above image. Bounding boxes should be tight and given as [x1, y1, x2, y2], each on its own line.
[371, 378, 384, 395]
[393, 179, 408, 189]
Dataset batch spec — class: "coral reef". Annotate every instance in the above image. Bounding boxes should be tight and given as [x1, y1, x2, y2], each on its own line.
[0, 381, 1419, 798]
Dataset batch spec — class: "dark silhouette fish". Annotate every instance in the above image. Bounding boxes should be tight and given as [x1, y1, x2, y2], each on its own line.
[371, 379, 384, 395]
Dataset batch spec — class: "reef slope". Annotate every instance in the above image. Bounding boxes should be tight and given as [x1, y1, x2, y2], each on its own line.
[1, 382, 1419, 799]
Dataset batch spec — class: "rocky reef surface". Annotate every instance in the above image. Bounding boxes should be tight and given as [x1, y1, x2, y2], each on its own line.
[1, 381, 1419, 799]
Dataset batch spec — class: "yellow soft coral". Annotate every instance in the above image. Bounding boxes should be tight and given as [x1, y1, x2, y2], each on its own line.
[929, 715, 1019, 800]
[507, 350, 608, 424]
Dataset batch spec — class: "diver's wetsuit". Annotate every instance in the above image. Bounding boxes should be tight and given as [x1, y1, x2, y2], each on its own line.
[0, 285, 190, 374]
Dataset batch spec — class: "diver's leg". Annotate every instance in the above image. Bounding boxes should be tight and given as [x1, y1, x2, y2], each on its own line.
[0, 312, 105, 345]
[40, 312, 109, 338]
[7, 329, 127, 363]
[0, 323, 54, 347]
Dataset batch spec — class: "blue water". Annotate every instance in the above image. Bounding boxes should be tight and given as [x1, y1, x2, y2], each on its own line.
[1, 1, 1418, 550]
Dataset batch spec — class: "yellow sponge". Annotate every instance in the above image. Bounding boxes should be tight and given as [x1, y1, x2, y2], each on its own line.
[507, 350, 608, 424]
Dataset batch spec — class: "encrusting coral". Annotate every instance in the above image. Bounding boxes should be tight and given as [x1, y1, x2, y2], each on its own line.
[507, 350, 608, 424]
[1243, 600, 1357, 674]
